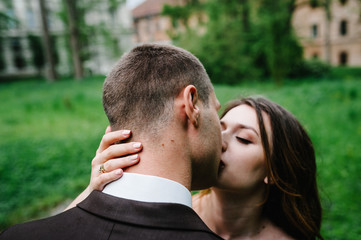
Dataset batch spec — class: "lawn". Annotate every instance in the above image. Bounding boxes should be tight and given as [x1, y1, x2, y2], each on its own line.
[0, 76, 360, 239]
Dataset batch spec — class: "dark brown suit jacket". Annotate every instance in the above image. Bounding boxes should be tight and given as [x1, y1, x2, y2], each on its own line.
[0, 190, 223, 240]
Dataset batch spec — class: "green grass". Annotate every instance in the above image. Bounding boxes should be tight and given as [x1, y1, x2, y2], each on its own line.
[0, 77, 360, 239]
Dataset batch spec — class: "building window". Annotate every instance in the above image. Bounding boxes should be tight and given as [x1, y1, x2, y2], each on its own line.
[311, 24, 318, 38]
[310, 0, 320, 8]
[6, 9, 17, 29]
[26, 8, 36, 29]
[0, 38, 5, 71]
[340, 20, 348, 36]
[340, 0, 348, 5]
[156, 19, 161, 31]
[339, 51, 348, 66]
[146, 16, 152, 34]
[11, 38, 26, 70]
[312, 53, 319, 59]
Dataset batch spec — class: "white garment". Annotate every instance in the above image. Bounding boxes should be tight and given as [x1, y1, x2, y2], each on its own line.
[102, 172, 192, 208]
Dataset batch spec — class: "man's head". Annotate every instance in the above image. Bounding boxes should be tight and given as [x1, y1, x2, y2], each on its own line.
[103, 44, 222, 190]
[103, 44, 213, 138]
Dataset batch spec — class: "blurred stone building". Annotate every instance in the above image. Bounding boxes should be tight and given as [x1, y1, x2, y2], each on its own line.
[132, 0, 181, 43]
[293, 0, 361, 66]
[2, 0, 360, 79]
[131, 0, 204, 44]
[132, 0, 361, 67]
[0, 0, 133, 78]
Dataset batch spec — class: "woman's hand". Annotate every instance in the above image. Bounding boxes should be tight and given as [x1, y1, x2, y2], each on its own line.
[64, 126, 142, 210]
[89, 126, 142, 191]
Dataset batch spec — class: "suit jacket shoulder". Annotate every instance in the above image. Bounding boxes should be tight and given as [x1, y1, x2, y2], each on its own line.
[0, 191, 223, 240]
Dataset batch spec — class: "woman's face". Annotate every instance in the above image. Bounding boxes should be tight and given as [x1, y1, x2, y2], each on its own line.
[215, 104, 272, 193]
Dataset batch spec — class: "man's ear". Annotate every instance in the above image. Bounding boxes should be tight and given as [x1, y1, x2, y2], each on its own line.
[183, 85, 200, 128]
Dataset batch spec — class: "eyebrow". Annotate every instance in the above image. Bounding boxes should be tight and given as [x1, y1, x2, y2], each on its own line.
[220, 121, 259, 137]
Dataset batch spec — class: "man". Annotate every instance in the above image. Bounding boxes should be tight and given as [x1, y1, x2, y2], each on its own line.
[0, 44, 223, 239]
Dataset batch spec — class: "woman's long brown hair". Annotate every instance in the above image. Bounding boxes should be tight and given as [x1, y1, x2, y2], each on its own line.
[220, 97, 323, 240]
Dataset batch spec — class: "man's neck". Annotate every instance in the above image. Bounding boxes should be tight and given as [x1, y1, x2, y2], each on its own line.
[124, 135, 192, 190]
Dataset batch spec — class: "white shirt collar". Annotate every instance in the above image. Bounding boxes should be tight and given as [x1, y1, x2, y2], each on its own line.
[102, 173, 192, 208]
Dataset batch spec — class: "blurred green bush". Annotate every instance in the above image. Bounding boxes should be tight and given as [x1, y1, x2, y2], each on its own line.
[289, 59, 331, 79]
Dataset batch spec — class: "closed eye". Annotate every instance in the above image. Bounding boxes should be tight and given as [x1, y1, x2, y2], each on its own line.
[236, 137, 252, 144]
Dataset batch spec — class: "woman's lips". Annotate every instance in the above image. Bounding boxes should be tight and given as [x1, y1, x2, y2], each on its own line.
[218, 160, 225, 174]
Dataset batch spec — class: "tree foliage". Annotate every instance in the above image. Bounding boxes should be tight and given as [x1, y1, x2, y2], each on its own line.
[0, 0, 18, 30]
[163, 0, 303, 84]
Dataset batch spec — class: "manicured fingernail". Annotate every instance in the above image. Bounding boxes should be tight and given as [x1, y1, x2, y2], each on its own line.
[133, 142, 141, 149]
[115, 169, 122, 175]
[122, 130, 131, 135]
[129, 154, 138, 161]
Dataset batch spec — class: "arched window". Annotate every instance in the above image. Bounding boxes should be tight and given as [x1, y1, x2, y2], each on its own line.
[340, 20, 348, 36]
[339, 52, 348, 66]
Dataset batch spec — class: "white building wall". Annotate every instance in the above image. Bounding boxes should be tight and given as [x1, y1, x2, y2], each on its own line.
[0, 0, 134, 78]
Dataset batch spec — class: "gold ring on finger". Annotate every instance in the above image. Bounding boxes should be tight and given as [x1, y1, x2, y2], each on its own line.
[98, 164, 106, 173]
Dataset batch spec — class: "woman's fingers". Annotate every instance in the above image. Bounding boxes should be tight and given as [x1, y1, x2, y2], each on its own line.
[103, 154, 140, 173]
[92, 142, 142, 166]
[96, 129, 132, 154]
[90, 153, 140, 191]
[92, 142, 142, 168]
[91, 169, 124, 191]
[88, 128, 143, 192]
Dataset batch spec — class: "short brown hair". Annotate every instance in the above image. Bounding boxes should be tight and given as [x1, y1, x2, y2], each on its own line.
[103, 44, 213, 137]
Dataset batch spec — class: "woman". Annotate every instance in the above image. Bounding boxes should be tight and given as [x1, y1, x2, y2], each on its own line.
[67, 97, 323, 239]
